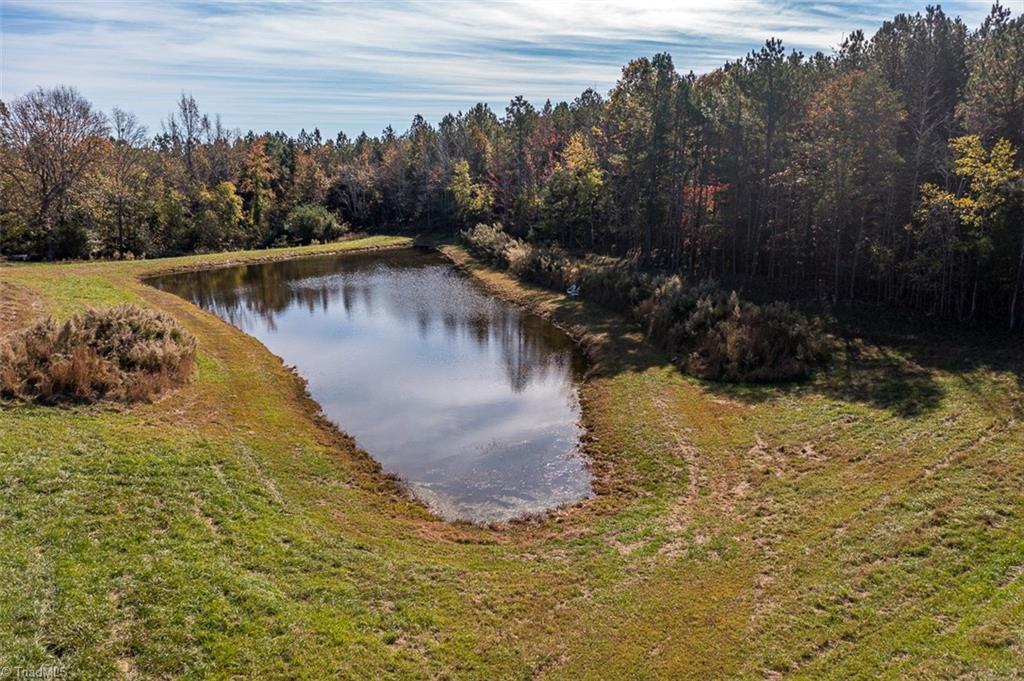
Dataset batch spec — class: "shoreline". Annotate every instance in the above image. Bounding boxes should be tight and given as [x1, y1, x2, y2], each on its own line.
[2, 237, 1021, 676]
[3, 236, 649, 531]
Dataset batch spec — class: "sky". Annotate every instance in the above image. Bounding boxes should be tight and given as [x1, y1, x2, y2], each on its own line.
[0, 0, 1011, 139]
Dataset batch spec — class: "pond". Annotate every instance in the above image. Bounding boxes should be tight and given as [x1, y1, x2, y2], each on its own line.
[149, 249, 591, 522]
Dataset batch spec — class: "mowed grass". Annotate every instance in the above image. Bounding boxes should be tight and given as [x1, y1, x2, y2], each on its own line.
[1, 237, 1022, 678]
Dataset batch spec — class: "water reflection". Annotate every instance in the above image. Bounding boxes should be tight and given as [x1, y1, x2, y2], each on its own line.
[150, 249, 591, 522]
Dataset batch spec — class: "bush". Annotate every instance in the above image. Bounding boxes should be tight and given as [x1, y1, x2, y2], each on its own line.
[461, 223, 831, 382]
[0, 304, 197, 403]
[285, 204, 348, 245]
[462, 223, 514, 265]
[668, 287, 830, 382]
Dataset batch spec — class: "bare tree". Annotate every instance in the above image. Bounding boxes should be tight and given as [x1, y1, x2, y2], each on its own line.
[163, 93, 209, 182]
[109, 107, 148, 254]
[0, 86, 109, 259]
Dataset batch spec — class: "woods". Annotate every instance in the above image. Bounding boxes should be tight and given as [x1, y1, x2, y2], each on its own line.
[1, 4, 1022, 329]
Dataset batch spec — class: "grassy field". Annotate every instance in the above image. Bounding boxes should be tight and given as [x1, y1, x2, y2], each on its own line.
[1, 237, 1022, 679]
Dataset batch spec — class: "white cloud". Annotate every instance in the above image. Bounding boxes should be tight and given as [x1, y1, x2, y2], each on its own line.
[0, 0, 997, 136]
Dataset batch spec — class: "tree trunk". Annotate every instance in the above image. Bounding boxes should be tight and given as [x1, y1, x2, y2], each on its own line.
[1011, 228, 1024, 331]
[42, 202, 54, 261]
[117, 197, 125, 254]
[849, 215, 865, 301]
[834, 225, 842, 301]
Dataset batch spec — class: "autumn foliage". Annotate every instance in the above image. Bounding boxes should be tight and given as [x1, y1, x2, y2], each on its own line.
[1, 5, 1022, 331]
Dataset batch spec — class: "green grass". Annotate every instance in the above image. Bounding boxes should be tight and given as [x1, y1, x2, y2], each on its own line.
[1, 238, 1022, 678]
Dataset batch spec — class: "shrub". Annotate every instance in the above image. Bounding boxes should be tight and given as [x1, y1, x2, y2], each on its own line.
[641, 276, 712, 349]
[285, 204, 348, 245]
[461, 223, 831, 382]
[677, 290, 830, 382]
[462, 222, 513, 265]
[0, 304, 197, 403]
[571, 255, 658, 311]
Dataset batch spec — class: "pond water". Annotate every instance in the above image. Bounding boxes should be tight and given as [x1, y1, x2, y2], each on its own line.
[149, 249, 591, 522]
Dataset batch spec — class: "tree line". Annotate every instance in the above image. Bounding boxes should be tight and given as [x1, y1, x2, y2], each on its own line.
[1, 4, 1022, 329]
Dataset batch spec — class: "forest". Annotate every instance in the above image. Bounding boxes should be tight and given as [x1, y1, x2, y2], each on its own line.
[2, 4, 1022, 330]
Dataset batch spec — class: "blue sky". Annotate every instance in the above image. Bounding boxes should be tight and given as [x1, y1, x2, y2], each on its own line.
[0, 0, 1007, 138]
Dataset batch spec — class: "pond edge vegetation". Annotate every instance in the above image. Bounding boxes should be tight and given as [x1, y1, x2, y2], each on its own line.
[460, 223, 833, 382]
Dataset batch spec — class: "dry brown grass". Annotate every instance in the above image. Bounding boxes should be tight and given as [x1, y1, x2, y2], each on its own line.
[0, 304, 196, 403]
[0, 280, 43, 336]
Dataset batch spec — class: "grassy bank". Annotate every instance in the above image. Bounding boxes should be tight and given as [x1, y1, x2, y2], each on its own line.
[1, 239, 1022, 678]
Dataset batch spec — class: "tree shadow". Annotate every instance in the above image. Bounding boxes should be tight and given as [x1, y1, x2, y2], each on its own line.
[570, 299, 953, 418]
[697, 318, 1024, 419]
[815, 338, 946, 417]
[697, 346, 947, 418]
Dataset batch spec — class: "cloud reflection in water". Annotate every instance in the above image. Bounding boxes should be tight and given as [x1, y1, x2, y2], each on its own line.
[151, 249, 591, 522]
